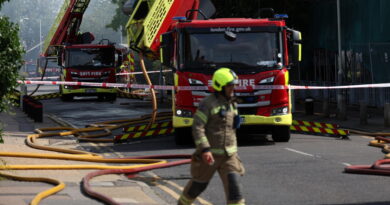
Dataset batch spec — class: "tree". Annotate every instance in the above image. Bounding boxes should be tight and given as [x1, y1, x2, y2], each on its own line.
[0, 0, 24, 113]
[0, 0, 24, 145]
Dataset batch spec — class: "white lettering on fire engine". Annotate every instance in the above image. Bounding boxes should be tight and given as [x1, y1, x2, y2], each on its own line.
[79, 72, 102, 76]
[210, 27, 251, 33]
[207, 79, 255, 87]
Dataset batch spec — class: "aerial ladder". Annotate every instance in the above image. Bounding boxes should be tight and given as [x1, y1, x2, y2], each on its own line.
[42, 0, 91, 56]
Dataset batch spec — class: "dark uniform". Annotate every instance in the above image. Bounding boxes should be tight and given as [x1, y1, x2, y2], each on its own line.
[178, 92, 245, 205]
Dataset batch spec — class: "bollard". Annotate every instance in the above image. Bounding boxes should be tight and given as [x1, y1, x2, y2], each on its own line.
[360, 101, 368, 125]
[22, 95, 28, 113]
[337, 92, 347, 120]
[385, 103, 390, 127]
[33, 100, 43, 122]
[291, 89, 295, 113]
[323, 100, 329, 117]
[305, 97, 314, 115]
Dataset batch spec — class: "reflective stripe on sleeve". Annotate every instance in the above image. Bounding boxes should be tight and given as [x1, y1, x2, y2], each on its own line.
[195, 136, 208, 146]
[195, 111, 208, 123]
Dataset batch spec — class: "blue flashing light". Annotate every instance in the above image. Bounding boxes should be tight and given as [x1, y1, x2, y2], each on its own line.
[173, 16, 187, 21]
[274, 14, 288, 19]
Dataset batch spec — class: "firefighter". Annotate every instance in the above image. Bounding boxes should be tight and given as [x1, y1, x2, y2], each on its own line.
[178, 68, 245, 205]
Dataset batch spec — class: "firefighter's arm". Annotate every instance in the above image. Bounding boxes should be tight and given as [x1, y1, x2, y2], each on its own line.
[192, 102, 211, 152]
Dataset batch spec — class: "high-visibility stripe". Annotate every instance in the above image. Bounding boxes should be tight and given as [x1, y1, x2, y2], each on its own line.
[226, 146, 238, 155]
[210, 146, 237, 155]
[195, 136, 208, 146]
[179, 195, 194, 205]
[211, 106, 224, 115]
[195, 111, 208, 123]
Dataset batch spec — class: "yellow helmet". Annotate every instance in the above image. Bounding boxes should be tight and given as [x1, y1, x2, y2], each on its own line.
[212, 68, 238, 92]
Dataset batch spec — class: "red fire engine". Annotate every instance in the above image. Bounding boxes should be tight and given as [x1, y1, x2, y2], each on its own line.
[125, 0, 302, 144]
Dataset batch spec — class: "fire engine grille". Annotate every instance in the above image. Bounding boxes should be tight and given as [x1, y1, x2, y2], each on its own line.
[238, 108, 258, 115]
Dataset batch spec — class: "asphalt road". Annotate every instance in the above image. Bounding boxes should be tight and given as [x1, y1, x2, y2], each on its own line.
[33, 85, 390, 205]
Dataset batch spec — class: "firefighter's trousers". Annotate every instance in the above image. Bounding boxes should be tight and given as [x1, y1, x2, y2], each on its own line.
[178, 153, 245, 205]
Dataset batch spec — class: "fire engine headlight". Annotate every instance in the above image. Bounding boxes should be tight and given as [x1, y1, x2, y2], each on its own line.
[175, 109, 193, 117]
[188, 78, 204, 86]
[259, 77, 274, 84]
[271, 106, 289, 116]
[70, 72, 79, 77]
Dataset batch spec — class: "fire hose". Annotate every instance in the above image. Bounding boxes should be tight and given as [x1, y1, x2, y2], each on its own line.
[0, 111, 190, 205]
[344, 129, 390, 176]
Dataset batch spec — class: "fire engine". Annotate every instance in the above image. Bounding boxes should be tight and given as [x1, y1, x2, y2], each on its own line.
[42, 0, 119, 101]
[124, 0, 302, 144]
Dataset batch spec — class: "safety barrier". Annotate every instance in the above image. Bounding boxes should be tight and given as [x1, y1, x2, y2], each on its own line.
[31, 92, 61, 100]
[115, 120, 173, 142]
[291, 120, 348, 139]
[292, 120, 339, 129]
[22, 95, 43, 122]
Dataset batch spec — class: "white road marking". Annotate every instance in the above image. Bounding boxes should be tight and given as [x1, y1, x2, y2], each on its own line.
[285, 148, 314, 157]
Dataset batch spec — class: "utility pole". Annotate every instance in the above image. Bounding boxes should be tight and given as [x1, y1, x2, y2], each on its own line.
[336, 0, 346, 120]
[120, 25, 123, 45]
[39, 19, 42, 53]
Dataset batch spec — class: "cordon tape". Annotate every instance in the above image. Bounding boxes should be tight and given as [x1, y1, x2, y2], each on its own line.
[18, 80, 390, 91]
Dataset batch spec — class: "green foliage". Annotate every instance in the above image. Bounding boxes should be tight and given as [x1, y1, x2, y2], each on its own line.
[106, 0, 128, 33]
[0, 16, 24, 113]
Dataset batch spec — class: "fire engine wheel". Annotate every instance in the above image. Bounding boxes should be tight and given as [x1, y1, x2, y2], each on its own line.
[106, 93, 117, 101]
[98, 94, 117, 102]
[272, 126, 291, 142]
[60, 94, 73, 101]
[174, 127, 193, 145]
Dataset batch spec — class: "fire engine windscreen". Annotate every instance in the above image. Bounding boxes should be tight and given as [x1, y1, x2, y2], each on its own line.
[66, 47, 115, 69]
[183, 32, 281, 73]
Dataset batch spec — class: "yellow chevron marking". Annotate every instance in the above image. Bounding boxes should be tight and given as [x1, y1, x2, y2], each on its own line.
[121, 134, 129, 140]
[139, 125, 147, 131]
[126, 127, 135, 132]
[290, 126, 296, 131]
[146, 130, 155, 136]
[312, 127, 321, 133]
[134, 132, 142, 138]
[338, 130, 347, 135]
[326, 124, 334, 129]
[300, 126, 309, 132]
[303, 121, 311, 126]
[158, 129, 167, 135]
[151, 123, 158, 129]
[325, 128, 334, 134]
[314, 122, 322, 127]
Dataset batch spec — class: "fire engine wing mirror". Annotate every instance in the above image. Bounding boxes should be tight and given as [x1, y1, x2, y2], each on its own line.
[160, 32, 174, 70]
[289, 29, 302, 66]
[198, 0, 216, 20]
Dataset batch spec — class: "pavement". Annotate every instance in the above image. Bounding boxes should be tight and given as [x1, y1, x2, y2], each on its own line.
[1, 100, 390, 205]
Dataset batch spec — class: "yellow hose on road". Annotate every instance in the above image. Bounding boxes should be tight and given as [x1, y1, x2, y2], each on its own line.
[0, 112, 173, 205]
[0, 171, 65, 205]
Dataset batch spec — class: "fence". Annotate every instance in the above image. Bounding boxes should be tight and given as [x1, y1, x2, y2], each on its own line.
[295, 42, 390, 108]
